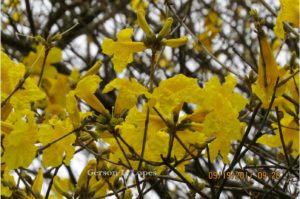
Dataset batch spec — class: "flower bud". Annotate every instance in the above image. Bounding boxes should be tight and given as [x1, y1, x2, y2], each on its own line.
[53, 176, 72, 199]
[162, 36, 188, 48]
[77, 160, 97, 190]
[137, 9, 154, 37]
[82, 61, 102, 78]
[32, 169, 44, 194]
[157, 17, 173, 41]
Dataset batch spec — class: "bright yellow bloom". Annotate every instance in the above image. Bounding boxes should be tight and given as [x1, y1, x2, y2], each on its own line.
[2, 111, 38, 169]
[10, 78, 46, 110]
[32, 168, 44, 194]
[1, 51, 46, 110]
[1, 51, 25, 98]
[200, 75, 247, 163]
[74, 159, 116, 197]
[53, 176, 74, 199]
[23, 44, 62, 78]
[105, 106, 168, 170]
[102, 28, 146, 72]
[252, 32, 281, 107]
[43, 74, 70, 117]
[66, 74, 106, 127]
[201, 75, 247, 112]
[274, 0, 300, 39]
[38, 117, 75, 167]
[258, 112, 299, 156]
[77, 159, 97, 190]
[103, 78, 150, 116]
[104, 74, 206, 170]
[173, 128, 206, 158]
[66, 91, 80, 128]
[74, 75, 106, 113]
[152, 74, 202, 117]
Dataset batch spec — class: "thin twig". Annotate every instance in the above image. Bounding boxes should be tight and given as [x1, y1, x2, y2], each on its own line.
[45, 165, 61, 199]
[275, 107, 290, 166]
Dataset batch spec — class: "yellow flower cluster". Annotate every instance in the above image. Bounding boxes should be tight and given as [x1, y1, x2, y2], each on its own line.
[1, 4, 299, 198]
[102, 10, 188, 72]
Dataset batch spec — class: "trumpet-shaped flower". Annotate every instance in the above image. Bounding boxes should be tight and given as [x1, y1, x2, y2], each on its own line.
[32, 168, 44, 195]
[2, 111, 38, 169]
[103, 78, 150, 116]
[1, 51, 45, 111]
[105, 106, 169, 170]
[102, 28, 146, 72]
[43, 74, 70, 117]
[103, 11, 189, 73]
[252, 32, 281, 107]
[197, 75, 247, 163]
[66, 74, 106, 127]
[38, 117, 75, 167]
[258, 110, 299, 157]
[23, 44, 62, 78]
[152, 74, 202, 118]
[104, 74, 207, 171]
[274, 0, 300, 39]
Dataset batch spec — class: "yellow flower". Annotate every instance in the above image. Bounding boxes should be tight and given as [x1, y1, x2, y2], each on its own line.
[10, 78, 46, 110]
[66, 73, 106, 127]
[198, 75, 247, 163]
[74, 75, 106, 113]
[32, 168, 44, 195]
[105, 106, 168, 170]
[201, 75, 247, 112]
[1, 51, 25, 99]
[66, 91, 80, 128]
[2, 111, 38, 169]
[1, 51, 46, 110]
[173, 128, 206, 158]
[43, 74, 70, 117]
[53, 176, 74, 199]
[258, 112, 299, 156]
[274, 0, 300, 39]
[252, 32, 281, 107]
[203, 104, 244, 163]
[152, 74, 202, 118]
[38, 117, 75, 167]
[103, 78, 150, 116]
[102, 28, 146, 72]
[23, 44, 62, 78]
[104, 74, 246, 166]
[104, 74, 206, 169]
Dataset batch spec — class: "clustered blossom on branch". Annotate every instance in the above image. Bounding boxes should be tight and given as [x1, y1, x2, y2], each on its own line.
[1, 0, 299, 198]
